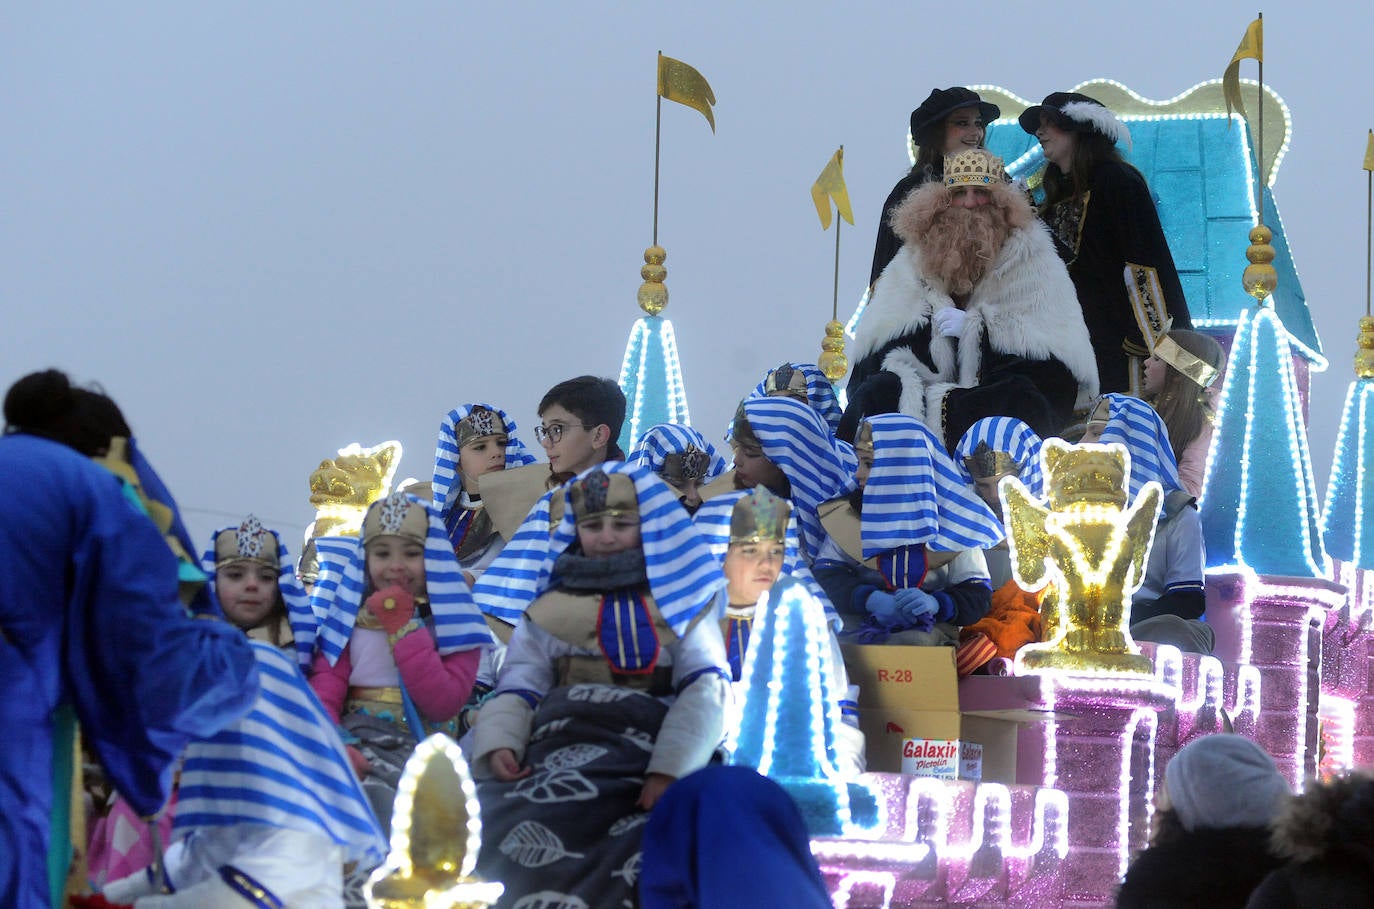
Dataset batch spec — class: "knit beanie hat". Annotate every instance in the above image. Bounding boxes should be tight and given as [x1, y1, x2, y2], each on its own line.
[1165, 734, 1290, 831]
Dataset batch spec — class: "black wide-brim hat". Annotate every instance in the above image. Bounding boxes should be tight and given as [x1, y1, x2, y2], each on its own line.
[1018, 91, 1103, 133]
[1018, 90, 1131, 148]
[909, 87, 1001, 146]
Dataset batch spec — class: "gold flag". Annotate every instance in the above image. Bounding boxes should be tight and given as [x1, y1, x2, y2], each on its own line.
[657, 52, 716, 132]
[1364, 130, 1374, 172]
[1222, 17, 1263, 124]
[811, 147, 854, 230]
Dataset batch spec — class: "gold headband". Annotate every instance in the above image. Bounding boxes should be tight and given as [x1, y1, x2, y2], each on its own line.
[853, 422, 874, 454]
[214, 515, 279, 570]
[363, 491, 430, 544]
[962, 442, 1023, 481]
[1154, 335, 1219, 388]
[568, 470, 639, 525]
[456, 406, 505, 448]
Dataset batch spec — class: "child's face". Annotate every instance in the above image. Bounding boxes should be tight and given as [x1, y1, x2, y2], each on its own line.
[576, 514, 642, 559]
[459, 434, 509, 488]
[366, 535, 426, 596]
[1079, 399, 1111, 443]
[1143, 354, 1167, 397]
[538, 404, 602, 475]
[855, 449, 875, 489]
[723, 540, 785, 606]
[216, 561, 279, 630]
[731, 442, 787, 494]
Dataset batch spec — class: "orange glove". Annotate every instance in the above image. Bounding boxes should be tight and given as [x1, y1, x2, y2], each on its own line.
[365, 584, 416, 636]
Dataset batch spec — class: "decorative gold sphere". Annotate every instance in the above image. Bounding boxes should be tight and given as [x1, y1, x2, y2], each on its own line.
[637, 245, 669, 315]
[817, 320, 848, 381]
[1242, 224, 1278, 303]
[1357, 317, 1374, 379]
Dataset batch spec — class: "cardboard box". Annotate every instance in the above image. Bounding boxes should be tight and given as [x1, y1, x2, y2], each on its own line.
[841, 644, 1019, 781]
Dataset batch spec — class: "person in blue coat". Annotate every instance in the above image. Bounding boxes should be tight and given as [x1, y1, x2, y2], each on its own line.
[0, 369, 260, 909]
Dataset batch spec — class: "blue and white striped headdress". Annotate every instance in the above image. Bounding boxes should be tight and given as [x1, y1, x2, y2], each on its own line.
[737, 396, 857, 563]
[202, 518, 317, 670]
[315, 492, 493, 665]
[432, 402, 536, 515]
[307, 535, 356, 631]
[693, 490, 841, 631]
[954, 416, 1046, 499]
[470, 487, 557, 624]
[629, 423, 727, 488]
[544, 462, 724, 636]
[861, 414, 1005, 557]
[728, 362, 845, 438]
[1094, 393, 1183, 498]
[175, 642, 386, 866]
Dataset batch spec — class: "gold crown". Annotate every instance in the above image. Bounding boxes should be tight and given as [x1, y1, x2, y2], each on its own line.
[660, 444, 712, 486]
[943, 148, 1006, 188]
[214, 514, 279, 569]
[455, 406, 505, 449]
[568, 470, 638, 525]
[1043, 441, 1128, 510]
[962, 441, 1024, 481]
[763, 363, 809, 402]
[362, 491, 430, 544]
[729, 486, 791, 544]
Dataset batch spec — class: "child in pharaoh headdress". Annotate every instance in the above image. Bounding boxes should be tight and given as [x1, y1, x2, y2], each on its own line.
[431, 403, 536, 585]
[472, 463, 730, 907]
[309, 491, 491, 832]
[813, 413, 1004, 646]
[729, 395, 858, 564]
[629, 422, 727, 515]
[203, 515, 318, 667]
[695, 486, 865, 774]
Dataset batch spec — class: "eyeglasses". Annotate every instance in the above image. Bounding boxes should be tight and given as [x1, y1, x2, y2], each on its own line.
[534, 422, 593, 443]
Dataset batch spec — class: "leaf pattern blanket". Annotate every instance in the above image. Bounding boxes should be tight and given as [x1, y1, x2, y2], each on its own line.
[477, 684, 669, 909]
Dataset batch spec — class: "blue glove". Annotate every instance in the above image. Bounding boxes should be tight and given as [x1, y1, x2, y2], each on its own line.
[864, 590, 904, 626]
[892, 587, 939, 623]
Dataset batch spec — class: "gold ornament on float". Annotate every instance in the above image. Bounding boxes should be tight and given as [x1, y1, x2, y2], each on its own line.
[1243, 224, 1279, 303]
[366, 735, 503, 909]
[1002, 439, 1162, 675]
[637, 246, 668, 315]
[818, 320, 848, 381]
[1355, 316, 1374, 380]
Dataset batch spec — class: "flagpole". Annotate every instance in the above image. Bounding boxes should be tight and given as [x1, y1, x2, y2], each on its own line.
[832, 147, 842, 321]
[1366, 133, 1371, 317]
[1255, 12, 1264, 227]
[653, 90, 662, 247]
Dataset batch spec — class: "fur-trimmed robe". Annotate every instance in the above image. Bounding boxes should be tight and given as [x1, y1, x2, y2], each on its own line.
[843, 215, 1099, 449]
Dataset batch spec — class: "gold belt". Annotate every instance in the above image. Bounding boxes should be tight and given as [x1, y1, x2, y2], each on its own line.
[348, 685, 403, 704]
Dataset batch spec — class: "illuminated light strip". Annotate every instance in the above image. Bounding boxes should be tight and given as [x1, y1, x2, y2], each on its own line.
[1117, 710, 1158, 878]
[617, 317, 693, 453]
[1320, 384, 1374, 565]
[1211, 307, 1330, 578]
[813, 782, 1069, 864]
[825, 869, 896, 908]
[1318, 695, 1356, 777]
[1234, 665, 1263, 727]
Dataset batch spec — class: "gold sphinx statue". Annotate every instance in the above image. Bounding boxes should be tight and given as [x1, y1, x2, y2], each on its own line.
[1002, 439, 1162, 675]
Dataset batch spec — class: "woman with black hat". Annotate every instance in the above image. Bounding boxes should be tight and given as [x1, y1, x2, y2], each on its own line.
[868, 86, 1000, 289]
[1020, 91, 1192, 397]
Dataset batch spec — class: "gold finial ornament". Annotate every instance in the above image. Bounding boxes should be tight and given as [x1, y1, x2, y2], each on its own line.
[1356, 316, 1374, 379]
[1003, 439, 1163, 675]
[1242, 224, 1279, 303]
[638, 246, 668, 315]
[817, 320, 848, 381]
[366, 735, 503, 909]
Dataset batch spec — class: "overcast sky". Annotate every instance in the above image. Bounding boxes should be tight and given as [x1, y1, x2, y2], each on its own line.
[4, 2, 1370, 551]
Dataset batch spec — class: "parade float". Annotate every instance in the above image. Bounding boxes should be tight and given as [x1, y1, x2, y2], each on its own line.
[323, 42, 1374, 909]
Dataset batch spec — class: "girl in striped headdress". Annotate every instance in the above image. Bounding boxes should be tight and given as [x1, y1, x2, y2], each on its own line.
[202, 515, 317, 668]
[472, 462, 729, 907]
[813, 413, 1004, 645]
[629, 422, 727, 514]
[309, 491, 492, 832]
[431, 403, 536, 584]
[731, 395, 857, 564]
[1080, 393, 1211, 653]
